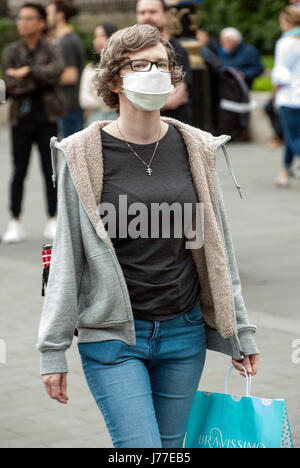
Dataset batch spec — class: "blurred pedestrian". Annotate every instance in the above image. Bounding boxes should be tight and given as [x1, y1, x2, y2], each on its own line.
[219, 27, 264, 89]
[272, 6, 300, 187]
[196, 29, 219, 55]
[196, 28, 221, 132]
[79, 23, 118, 126]
[217, 66, 252, 142]
[1, 2, 65, 243]
[37, 24, 259, 448]
[264, 94, 284, 149]
[46, 0, 85, 137]
[136, 0, 193, 124]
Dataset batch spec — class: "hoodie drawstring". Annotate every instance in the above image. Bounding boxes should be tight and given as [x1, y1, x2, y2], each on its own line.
[221, 145, 243, 199]
[50, 136, 58, 188]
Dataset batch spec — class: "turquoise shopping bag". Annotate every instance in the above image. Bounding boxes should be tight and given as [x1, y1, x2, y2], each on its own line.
[185, 365, 293, 448]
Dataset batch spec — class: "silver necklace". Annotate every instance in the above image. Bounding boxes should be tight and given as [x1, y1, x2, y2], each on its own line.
[116, 120, 161, 176]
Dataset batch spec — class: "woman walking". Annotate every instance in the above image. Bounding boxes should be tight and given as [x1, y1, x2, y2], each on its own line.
[37, 24, 259, 448]
[272, 6, 300, 187]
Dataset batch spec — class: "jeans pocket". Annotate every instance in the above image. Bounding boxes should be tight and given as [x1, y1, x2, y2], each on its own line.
[78, 340, 127, 365]
[182, 302, 204, 326]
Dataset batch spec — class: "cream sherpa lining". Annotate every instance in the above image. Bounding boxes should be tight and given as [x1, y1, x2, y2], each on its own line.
[60, 117, 236, 339]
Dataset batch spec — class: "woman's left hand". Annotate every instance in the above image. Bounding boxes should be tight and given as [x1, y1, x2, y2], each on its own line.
[232, 354, 260, 377]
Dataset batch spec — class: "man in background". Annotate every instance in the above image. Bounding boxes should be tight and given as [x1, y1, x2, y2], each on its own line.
[218, 27, 264, 89]
[46, 0, 85, 137]
[1, 2, 65, 243]
[136, 0, 193, 124]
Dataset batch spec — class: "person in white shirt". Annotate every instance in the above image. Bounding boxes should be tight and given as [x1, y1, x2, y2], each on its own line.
[271, 6, 300, 187]
[79, 23, 118, 126]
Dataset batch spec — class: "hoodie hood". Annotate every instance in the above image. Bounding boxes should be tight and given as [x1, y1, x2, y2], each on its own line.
[50, 117, 241, 197]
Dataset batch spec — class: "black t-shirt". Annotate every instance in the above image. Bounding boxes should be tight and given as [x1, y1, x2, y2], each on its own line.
[100, 124, 201, 321]
[59, 32, 85, 111]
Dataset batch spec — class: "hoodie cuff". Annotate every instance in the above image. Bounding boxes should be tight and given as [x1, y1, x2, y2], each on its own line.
[40, 349, 69, 375]
[238, 329, 260, 357]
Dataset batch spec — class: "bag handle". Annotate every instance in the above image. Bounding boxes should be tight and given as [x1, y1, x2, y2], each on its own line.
[224, 364, 252, 397]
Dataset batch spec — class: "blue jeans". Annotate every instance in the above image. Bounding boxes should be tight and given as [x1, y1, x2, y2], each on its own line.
[58, 110, 83, 138]
[279, 106, 300, 169]
[78, 301, 206, 448]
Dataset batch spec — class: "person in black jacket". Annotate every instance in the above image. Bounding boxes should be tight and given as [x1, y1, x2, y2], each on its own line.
[136, 0, 193, 124]
[1, 2, 65, 243]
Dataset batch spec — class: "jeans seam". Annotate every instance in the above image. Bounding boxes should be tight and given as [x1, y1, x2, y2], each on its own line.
[148, 338, 161, 358]
[182, 313, 204, 326]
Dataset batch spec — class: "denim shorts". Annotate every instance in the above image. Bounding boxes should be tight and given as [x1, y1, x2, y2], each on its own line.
[78, 301, 206, 448]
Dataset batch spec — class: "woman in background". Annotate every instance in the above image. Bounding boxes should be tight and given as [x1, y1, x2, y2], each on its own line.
[272, 6, 300, 187]
[80, 23, 118, 126]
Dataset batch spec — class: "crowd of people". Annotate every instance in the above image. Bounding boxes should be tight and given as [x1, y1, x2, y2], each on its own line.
[1, 0, 300, 243]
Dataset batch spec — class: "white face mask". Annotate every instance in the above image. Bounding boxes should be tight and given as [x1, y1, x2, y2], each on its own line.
[121, 66, 174, 112]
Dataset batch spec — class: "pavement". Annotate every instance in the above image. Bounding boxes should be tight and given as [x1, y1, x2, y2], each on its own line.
[0, 125, 299, 448]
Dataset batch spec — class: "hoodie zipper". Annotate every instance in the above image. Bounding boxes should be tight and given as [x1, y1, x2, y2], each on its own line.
[50, 137, 112, 248]
[214, 140, 244, 356]
[49, 136, 135, 312]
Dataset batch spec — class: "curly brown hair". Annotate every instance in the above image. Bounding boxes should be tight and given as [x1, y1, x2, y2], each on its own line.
[93, 24, 184, 114]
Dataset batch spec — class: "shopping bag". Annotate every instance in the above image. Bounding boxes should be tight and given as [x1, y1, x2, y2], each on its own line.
[184, 365, 293, 448]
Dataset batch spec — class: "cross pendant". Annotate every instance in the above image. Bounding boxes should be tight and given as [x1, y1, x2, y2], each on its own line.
[146, 167, 152, 176]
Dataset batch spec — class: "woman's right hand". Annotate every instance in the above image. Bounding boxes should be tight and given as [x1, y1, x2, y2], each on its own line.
[42, 373, 69, 404]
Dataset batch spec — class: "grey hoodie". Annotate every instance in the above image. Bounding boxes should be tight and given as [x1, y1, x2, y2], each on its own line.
[37, 118, 259, 375]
